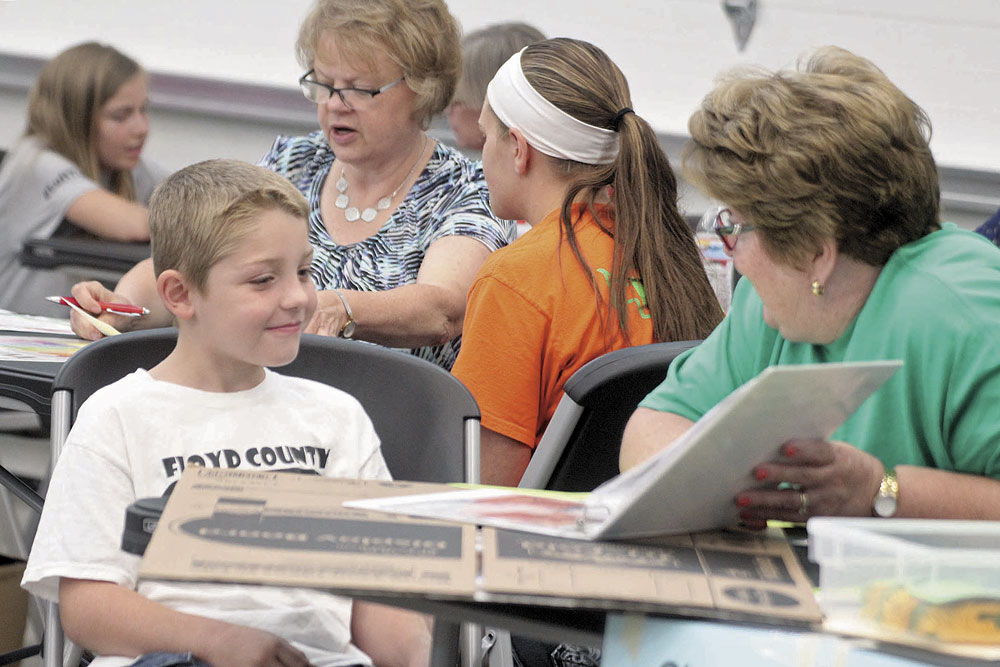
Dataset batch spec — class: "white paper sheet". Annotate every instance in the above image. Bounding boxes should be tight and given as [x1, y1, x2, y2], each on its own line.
[349, 361, 902, 540]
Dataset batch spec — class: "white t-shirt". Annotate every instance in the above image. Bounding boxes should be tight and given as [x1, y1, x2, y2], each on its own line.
[22, 369, 389, 667]
[0, 136, 166, 316]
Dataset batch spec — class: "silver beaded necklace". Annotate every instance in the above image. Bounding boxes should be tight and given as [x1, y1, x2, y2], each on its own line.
[334, 136, 428, 222]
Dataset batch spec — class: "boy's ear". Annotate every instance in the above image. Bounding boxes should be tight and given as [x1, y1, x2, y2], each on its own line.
[157, 269, 196, 321]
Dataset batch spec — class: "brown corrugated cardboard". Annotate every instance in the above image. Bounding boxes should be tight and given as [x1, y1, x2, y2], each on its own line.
[0, 558, 28, 666]
[139, 468, 821, 627]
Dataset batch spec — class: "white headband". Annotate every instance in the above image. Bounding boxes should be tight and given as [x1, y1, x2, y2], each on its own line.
[486, 48, 620, 165]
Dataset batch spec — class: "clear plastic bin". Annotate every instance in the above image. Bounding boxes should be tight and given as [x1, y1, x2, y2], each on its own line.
[807, 518, 1000, 644]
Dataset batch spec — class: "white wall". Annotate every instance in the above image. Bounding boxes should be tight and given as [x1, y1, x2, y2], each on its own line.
[455, 0, 1000, 173]
[2, 0, 999, 172]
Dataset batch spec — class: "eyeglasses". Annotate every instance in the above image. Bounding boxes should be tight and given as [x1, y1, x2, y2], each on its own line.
[709, 207, 756, 251]
[298, 70, 404, 110]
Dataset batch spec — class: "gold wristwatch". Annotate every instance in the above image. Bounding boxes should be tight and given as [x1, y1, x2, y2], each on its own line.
[872, 470, 899, 517]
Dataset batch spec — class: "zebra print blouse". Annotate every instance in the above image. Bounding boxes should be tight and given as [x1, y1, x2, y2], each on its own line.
[260, 131, 515, 369]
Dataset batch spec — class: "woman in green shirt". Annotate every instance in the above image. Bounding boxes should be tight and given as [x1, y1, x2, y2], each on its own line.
[621, 46, 1000, 525]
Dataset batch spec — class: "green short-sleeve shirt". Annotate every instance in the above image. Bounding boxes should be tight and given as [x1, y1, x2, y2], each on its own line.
[640, 225, 1000, 478]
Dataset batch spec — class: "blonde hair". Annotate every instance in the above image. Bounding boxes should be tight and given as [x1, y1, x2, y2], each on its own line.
[453, 22, 545, 108]
[295, 0, 461, 127]
[149, 160, 309, 292]
[684, 45, 940, 268]
[26, 42, 144, 200]
[508, 38, 722, 343]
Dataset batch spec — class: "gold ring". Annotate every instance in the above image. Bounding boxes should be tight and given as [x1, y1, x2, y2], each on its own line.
[798, 491, 809, 517]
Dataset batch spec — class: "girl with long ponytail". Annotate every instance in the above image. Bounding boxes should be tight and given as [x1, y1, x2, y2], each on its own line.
[452, 37, 722, 487]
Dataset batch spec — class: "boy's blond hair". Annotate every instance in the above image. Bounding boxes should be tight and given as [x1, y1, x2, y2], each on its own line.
[149, 159, 309, 291]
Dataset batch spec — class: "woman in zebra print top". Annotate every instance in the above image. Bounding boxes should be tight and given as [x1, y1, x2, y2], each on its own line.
[281, 0, 514, 370]
[67, 0, 514, 372]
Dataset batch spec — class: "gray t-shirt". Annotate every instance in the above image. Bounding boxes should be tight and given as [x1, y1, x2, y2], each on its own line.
[0, 137, 165, 315]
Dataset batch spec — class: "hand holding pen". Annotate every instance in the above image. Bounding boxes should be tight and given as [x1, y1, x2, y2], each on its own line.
[47, 296, 131, 337]
[47, 296, 148, 317]
[52, 284, 145, 340]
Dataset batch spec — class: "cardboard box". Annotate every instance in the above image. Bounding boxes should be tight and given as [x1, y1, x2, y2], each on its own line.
[139, 468, 821, 627]
[0, 557, 28, 665]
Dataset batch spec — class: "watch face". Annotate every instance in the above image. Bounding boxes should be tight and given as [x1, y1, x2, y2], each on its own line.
[341, 320, 356, 339]
[873, 494, 897, 518]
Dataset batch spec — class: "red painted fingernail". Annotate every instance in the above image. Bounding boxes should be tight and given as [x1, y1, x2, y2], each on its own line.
[754, 468, 768, 481]
[784, 444, 798, 457]
[735, 496, 751, 507]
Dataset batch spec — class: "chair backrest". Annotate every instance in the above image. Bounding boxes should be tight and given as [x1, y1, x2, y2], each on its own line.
[51, 329, 480, 484]
[519, 340, 700, 492]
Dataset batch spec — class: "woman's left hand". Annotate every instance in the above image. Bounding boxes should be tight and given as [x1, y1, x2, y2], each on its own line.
[734, 439, 885, 528]
[305, 290, 350, 337]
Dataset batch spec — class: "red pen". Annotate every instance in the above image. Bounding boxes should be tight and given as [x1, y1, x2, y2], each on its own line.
[46, 296, 149, 317]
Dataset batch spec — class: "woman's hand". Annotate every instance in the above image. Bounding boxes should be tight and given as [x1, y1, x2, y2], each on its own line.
[304, 290, 349, 337]
[68, 281, 139, 340]
[304, 236, 491, 346]
[733, 438, 884, 528]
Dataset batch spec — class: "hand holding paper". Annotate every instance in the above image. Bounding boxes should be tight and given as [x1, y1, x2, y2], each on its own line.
[735, 438, 886, 527]
[349, 361, 902, 539]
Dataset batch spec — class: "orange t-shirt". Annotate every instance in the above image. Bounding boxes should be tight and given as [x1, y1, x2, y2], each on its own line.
[452, 204, 655, 448]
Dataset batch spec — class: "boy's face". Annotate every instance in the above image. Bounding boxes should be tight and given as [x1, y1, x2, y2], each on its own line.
[190, 208, 316, 372]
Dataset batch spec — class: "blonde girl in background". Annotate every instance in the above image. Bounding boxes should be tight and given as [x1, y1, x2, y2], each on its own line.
[0, 41, 165, 315]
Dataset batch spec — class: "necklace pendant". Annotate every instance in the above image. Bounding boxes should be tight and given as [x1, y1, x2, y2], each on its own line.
[335, 194, 349, 209]
[336, 175, 348, 192]
[344, 207, 360, 222]
[361, 207, 378, 222]
[376, 196, 392, 211]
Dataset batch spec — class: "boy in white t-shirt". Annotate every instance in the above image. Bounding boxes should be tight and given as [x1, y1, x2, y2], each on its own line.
[22, 159, 431, 667]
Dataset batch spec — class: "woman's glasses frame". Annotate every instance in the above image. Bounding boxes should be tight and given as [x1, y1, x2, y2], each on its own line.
[298, 70, 404, 110]
[712, 207, 756, 251]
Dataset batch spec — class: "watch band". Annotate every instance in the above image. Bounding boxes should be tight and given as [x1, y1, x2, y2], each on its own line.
[332, 290, 355, 339]
[872, 469, 899, 517]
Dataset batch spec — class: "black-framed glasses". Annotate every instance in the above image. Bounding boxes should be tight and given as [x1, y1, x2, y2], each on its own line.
[710, 207, 755, 251]
[298, 70, 404, 110]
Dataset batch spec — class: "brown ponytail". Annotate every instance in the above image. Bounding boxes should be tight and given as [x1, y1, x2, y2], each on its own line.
[520, 38, 721, 342]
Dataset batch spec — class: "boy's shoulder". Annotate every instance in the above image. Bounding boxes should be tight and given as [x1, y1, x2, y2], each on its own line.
[82, 368, 157, 409]
[266, 370, 365, 411]
[78, 369, 369, 424]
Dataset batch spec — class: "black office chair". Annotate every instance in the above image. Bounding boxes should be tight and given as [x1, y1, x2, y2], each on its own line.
[32, 328, 480, 667]
[483, 340, 702, 667]
[520, 339, 701, 491]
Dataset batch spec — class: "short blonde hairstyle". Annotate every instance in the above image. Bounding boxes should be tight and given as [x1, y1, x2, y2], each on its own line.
[684, 45, 940, 268]
[149, 160, 309, 292]
[26, 42, 143, 200]
[296, 0, 461, 127]
[453, 22, 545, 108]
